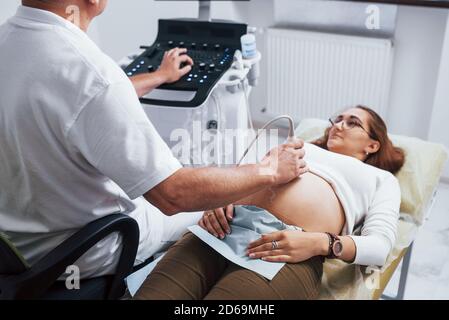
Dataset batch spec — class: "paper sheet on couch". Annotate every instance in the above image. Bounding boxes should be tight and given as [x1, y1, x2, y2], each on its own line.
[188, 205, 300, 281]
[125, 252, 166, 297]
[188, 225, 284, 280]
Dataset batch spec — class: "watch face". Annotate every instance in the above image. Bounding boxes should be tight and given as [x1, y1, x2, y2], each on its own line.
[333, 241, 343, 256]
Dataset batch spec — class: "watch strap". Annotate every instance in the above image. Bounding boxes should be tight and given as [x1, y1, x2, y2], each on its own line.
[325, 232, 339, 259]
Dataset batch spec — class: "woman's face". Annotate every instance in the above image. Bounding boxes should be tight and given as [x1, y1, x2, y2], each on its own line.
[327, 108, 380, 161]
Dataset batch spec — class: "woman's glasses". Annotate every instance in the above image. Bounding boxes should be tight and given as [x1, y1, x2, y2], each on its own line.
[328, 116, 375, 140]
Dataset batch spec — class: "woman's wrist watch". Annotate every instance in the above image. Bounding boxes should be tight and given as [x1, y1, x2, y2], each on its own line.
[325, 232, 343, 259]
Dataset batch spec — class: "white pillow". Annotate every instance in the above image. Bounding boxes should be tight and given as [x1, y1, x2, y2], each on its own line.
[295, 118, 448, 224]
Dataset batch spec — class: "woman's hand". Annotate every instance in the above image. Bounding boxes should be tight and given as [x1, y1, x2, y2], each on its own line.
[247, 230, 329, 263]
[198, 204, 234, 239]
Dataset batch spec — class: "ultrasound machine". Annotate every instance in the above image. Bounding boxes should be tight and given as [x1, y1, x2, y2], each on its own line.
[120, 7, 261, 167]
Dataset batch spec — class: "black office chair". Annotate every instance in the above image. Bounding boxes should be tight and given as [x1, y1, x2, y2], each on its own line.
[0, 214, 142, 300]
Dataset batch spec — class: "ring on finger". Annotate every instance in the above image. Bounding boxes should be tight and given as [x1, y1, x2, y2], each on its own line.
[271, 240, 279, 250]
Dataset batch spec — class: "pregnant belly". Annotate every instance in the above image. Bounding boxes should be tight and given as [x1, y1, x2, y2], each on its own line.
[243, 172, 346, 234]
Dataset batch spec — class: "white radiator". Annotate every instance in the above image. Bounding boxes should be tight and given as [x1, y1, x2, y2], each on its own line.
[265, 28, 394, 121]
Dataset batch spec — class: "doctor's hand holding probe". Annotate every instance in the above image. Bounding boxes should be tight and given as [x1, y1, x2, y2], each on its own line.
[146, 138, 308, 216]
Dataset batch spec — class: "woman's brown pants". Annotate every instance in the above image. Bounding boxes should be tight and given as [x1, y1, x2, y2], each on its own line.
[134, 232, 323, 300]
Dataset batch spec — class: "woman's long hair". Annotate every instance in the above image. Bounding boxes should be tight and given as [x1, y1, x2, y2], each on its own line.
[312, 105, 405, 175]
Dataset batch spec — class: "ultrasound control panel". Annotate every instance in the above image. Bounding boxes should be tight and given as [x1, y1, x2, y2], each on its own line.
[124, 19, 247, 108]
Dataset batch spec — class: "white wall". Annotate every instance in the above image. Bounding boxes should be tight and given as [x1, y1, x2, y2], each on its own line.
[429, 16, 449, 179]
[94, 0, 199, 61]
[0, 0, 21, 23]
[388, 6, 448, 139]
[275, 0, 397, 37]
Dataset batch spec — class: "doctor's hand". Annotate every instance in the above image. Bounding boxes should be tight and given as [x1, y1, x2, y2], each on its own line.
[158, 48, 194, 83]
[246, 230, 328, 263]
[198, 204, 234, 239]
[260, 138, 308, 186]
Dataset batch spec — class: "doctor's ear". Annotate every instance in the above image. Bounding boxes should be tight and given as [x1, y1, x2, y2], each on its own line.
[86, 0, 108, 16]
[87, 0, 104, 7]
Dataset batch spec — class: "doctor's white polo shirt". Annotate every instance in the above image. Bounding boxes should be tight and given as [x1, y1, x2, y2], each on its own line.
[0, 6, 182, 278]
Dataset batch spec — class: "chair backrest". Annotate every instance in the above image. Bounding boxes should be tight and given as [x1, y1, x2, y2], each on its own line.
[0, 232, 29, 275]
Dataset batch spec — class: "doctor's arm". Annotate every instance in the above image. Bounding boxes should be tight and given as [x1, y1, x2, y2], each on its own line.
[129, 48, 193, 98]
[144, 140, 308, 216]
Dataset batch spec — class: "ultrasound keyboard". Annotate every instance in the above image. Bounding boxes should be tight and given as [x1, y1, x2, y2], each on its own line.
[124, 19, 247, 108]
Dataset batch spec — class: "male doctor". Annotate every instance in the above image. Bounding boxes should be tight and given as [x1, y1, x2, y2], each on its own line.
[0, 0, 307, 279]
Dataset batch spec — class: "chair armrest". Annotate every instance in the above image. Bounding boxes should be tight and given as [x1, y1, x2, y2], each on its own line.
[2, 214, 139, 300]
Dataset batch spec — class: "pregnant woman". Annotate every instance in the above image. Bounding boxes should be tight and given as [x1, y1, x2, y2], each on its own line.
[135, 105, 405, 300]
